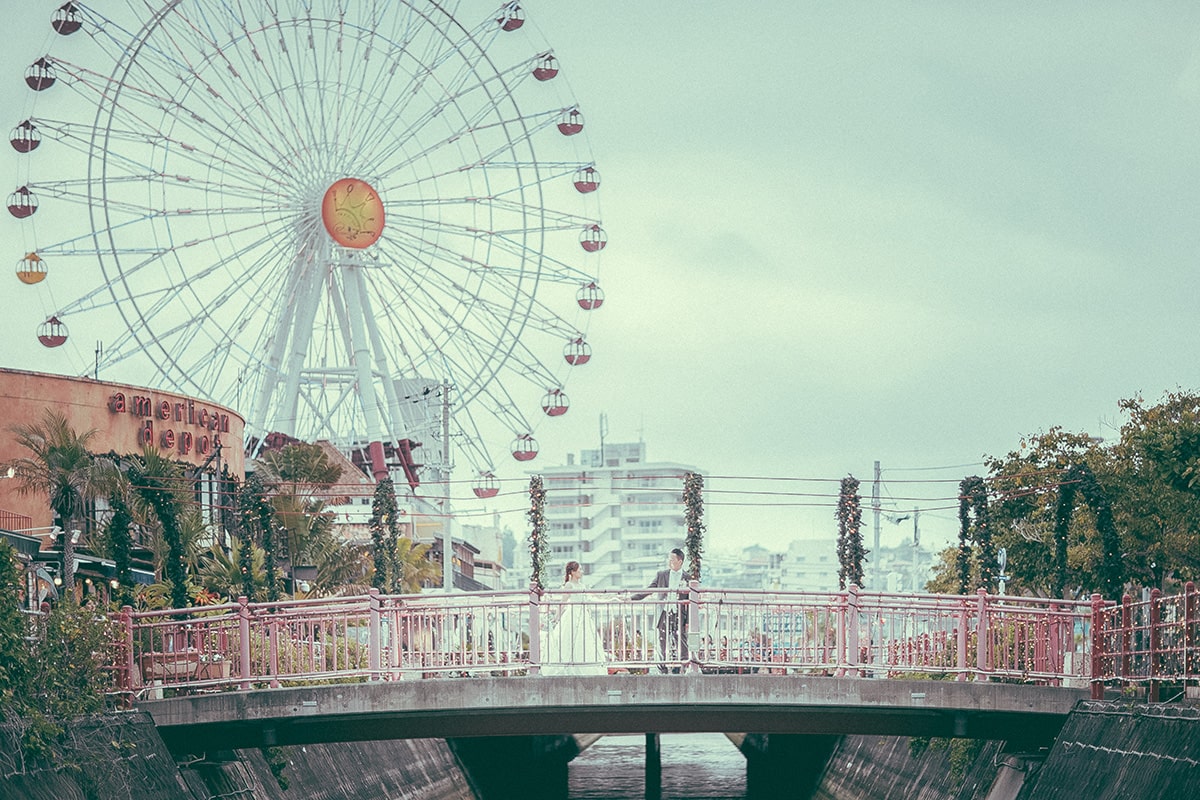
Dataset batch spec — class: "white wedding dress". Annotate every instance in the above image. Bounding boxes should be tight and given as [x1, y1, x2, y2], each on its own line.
[541, 580, 608, 676]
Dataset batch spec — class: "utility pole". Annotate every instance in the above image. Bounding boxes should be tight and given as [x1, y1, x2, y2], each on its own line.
[442, 382, 453, 593]
[872, 460, 881, 556]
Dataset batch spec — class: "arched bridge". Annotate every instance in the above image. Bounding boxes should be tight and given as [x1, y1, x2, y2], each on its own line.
[107, 583, 1198, 748]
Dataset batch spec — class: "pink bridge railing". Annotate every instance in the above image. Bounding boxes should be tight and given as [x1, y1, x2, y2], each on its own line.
[1093, 582, 1200, 702]
[103, 584, 1192, 701]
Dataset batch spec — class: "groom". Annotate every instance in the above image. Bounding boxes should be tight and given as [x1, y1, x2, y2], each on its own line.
[637, 548, 692, 673]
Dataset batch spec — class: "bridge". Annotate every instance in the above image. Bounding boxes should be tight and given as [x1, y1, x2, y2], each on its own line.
[103, 583, 1197, 798]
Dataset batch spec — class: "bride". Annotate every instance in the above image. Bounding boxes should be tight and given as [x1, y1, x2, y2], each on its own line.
[541, 561, 608, 676]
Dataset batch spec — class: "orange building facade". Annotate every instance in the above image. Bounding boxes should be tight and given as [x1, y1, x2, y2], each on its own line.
[0, 367, 245, 532]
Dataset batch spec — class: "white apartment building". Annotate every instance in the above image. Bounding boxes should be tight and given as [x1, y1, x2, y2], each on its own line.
[537, 442, 701, 590]
[775, 538, 840, 592]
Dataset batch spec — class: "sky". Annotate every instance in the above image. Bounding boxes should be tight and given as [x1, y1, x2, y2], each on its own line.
[3, 2, 1200, 559]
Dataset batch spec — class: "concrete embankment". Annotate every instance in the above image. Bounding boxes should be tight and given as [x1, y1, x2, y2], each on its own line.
[3, 700, 1196, 799]
[1017, 702, 1199, 800]
[0, 712, 473, 800]
[810, 701, 1200, 800]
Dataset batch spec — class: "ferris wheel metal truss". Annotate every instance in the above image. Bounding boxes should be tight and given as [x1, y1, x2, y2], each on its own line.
[8, 0, 606, 492]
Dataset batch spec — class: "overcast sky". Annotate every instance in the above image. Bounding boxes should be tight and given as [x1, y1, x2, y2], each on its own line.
[3, 2, 1199, 557]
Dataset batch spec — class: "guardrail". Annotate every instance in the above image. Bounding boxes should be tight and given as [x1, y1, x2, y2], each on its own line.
[103, 584, 1148, 700]
[1093, 582, 1199, 701]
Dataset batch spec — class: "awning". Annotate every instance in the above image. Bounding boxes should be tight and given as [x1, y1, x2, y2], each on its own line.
[0, 529, 42, 559]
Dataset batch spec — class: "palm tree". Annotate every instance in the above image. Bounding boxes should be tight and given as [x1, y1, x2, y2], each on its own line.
[6, 410, 113, 598]
[394, 536, 439, 593]
[197, 539, 267, 599]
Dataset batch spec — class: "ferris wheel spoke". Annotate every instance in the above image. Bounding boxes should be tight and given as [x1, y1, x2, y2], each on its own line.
[371, 104, 566, 184]
[349, 5, 500, 157]
[31, 115, 283, 196]
[148, 22, 312, 170]
[358, 53, 537, 174]
[371, 235, 523, 325]
[50, 50, 277, 178]
[58, 56, 289, 183]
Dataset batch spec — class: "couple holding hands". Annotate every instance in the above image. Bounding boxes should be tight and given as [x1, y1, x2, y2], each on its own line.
[540, 548, 693, 675]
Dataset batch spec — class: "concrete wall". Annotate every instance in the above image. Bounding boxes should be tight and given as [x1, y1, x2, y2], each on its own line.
[812, 735, 1006, 800]
[1020, 702, 1200, 800]
[0, 713, 473, 800]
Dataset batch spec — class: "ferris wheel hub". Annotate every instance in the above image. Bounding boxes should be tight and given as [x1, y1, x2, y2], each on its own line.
[321, 178, 384, 249]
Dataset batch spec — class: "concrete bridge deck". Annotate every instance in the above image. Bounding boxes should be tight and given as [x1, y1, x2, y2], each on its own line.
[141, 674, 1088, 753]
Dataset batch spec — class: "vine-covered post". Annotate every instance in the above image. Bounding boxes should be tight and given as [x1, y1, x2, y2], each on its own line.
[958, 476, 993, 593]
[956, 477, 975, 595]
[683, 471, 705, 582]
[837, 476, 866, 589]
[369, 477, 400, 592]
[527, 475, 547, 593]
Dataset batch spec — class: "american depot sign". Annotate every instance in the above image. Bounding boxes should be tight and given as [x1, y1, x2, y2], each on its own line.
[108, 392, 230, 457]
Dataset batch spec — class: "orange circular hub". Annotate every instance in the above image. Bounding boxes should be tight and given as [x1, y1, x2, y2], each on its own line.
[321, 178, 384, 248]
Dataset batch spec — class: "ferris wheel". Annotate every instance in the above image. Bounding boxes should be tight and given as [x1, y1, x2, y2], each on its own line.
[8, 0, 605, 489]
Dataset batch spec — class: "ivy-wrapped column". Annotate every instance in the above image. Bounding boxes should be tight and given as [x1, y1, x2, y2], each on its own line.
[369, 477, 400, 592]
[527, 475, 547, 592]
[957, 476, 993, 593]
[683, 471, 705, 581]
[837, 476, 866, 588]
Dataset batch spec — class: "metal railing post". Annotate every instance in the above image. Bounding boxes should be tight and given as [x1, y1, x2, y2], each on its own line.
[834, 590, 847, 677]
[956, 596, 969, 681]
[120, 605, 136, 699]
[1048, 602, 1062, 686]
[1149, 588, 1162, 702]
[1120, 593, 1132, 685]
[687, 580, 701, 674]
[1185, 582, 1197, 683]
[975, 589, 989, 677]
[846, 585, 860, 678]
[528, 583, 542, 675]
[238, 595, 252, 690]
[368, 589, 382, 681]
[268, 614, 281, 689]
[1090, 593, 1105, 700]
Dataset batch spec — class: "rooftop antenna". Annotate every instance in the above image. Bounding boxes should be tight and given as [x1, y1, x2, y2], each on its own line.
[598, 412, 608, 464]
[94, 340, 102, 379]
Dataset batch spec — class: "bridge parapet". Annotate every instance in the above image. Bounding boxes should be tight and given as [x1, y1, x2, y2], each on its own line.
[101, 585, 1147, 700]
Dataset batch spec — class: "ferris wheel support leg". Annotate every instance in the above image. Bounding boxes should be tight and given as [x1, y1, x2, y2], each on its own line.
[353, 268, 412, 449]
[250, 246, 324, 439]
[341, 258, 391, 481]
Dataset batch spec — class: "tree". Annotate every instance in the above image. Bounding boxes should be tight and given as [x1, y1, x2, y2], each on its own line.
[394, 536, 439, 593]
[256, 442, 342, 490]
[6, 410, 113, 598]
[932, 401, 1200, 599]
[238, 472, 279, 601]
[197, 538, 267, 599]
[256, 443, 363, 595]
[0, 542, 30, 710]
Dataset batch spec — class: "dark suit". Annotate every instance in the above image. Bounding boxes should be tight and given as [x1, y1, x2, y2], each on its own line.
[639, 568, 692, 671]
